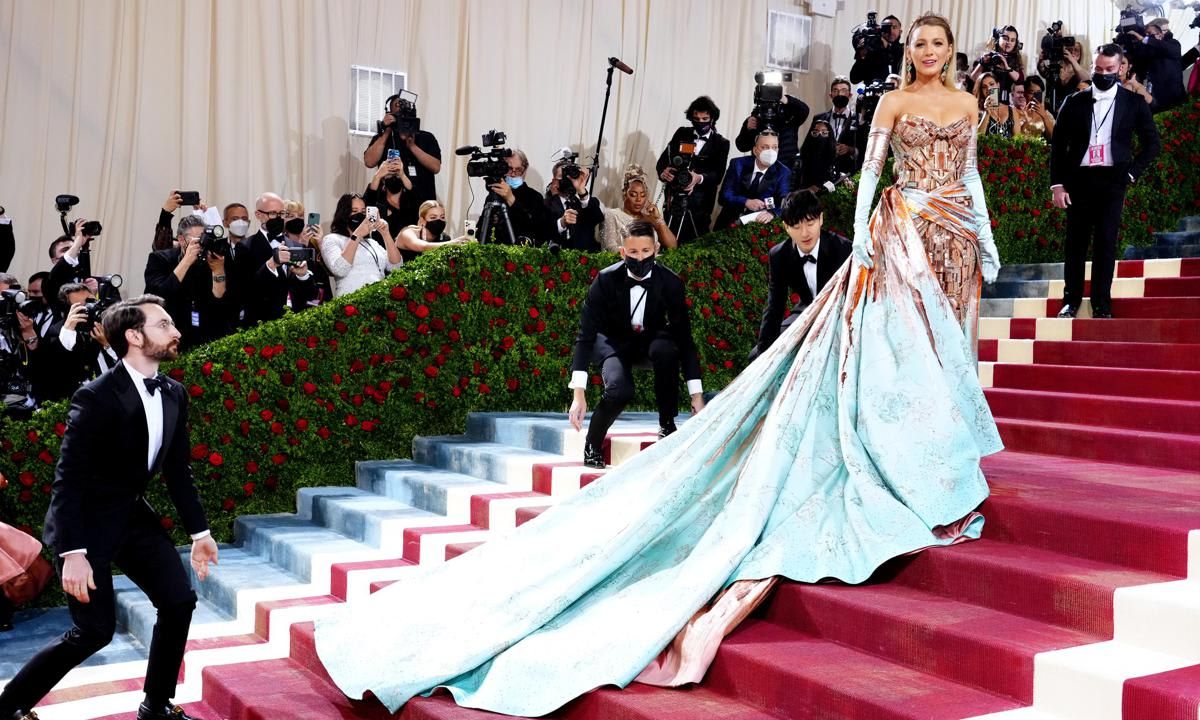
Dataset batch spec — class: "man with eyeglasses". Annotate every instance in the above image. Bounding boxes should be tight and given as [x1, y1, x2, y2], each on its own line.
[236, 192, 314, 326]
[484, 150, 551, 246]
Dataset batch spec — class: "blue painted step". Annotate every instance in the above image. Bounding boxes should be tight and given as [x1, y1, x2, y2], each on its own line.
[1126, 244, 1200, 260]
[465, 411, 663, 454]
[983, 279, 1052, 300]
[0, 607, 148, 680]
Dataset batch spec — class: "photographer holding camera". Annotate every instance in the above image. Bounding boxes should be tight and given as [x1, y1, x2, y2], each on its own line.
[485, 150, 550, 246]
[850, 14, 904, 85]
[1131, 18, 1186, 112]
[809, 77, 860, 174]
[45, 218, 101, 314]
[1038, 25, 1091, 114]
[363, 93, 441, 224]
[236, 192, 316, 325]
[546, 155, 604, 252]
[970, 26, 1025, 91]
[145, 215, 239, 350]
[656, 96, 730, 244]
[33, 283, 117, 404]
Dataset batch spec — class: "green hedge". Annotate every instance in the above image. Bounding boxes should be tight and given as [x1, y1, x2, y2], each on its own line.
[2, 101, 1197, 546]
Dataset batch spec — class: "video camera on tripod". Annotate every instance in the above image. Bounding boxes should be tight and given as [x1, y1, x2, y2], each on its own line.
[1040, 20, 1076, 64]
[751, 71, 793, 131]
[662, 141, 696, 212]
[460, 129, 514, 186]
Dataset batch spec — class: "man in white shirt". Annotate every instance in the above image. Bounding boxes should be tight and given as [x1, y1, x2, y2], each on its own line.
[1050, 44, 1160, 319]
[568, 222, 706, 468]
[0, 295, 217, 720]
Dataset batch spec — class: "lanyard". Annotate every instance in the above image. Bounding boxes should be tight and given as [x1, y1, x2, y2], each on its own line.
[1091, 99, 1115, 145]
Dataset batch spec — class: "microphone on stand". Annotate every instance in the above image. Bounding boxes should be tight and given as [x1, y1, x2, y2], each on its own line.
[608, 57, 634, 75]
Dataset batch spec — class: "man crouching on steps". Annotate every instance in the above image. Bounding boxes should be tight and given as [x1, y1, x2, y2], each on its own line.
[568, 221, 705, 469]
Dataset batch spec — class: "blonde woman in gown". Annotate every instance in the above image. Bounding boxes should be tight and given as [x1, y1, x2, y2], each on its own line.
[315, 13, 1002, 716]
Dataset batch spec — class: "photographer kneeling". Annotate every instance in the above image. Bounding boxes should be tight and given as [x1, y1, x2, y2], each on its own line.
[145, 215, 238, 351]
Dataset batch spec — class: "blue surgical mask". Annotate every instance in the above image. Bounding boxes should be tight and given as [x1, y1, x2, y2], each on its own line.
[505, 176, 525, 189]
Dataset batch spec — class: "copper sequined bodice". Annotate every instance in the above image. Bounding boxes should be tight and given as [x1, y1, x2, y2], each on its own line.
[890, 114, 975, 192]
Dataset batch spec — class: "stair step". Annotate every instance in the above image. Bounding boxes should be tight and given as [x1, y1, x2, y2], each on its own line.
[979, 317, 1200, 344]
[355, 459, 504, 517]
[988, 363, 1200, 401]
[706, 620, 1022, 719]
[985, 388, 1200, 434]
[1121, 662, 1200, 720]
[411, 436, 563, 486]
[1130, 244, 1200, 259]
[765, 582, 1099, 702]
[996, 417, 1200, 471]
[980, 339, 1200, 371]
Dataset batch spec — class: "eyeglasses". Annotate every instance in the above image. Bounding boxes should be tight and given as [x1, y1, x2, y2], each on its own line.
[257, 210, 286, 219]
[506, 166, 526, 177]
[138, 319, 176, 332]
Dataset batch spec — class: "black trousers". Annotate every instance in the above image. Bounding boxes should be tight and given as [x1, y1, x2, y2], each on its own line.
[586, 334, 682, 448]
[0, 512, 196, 714]
[1063, 167, 1128, 310]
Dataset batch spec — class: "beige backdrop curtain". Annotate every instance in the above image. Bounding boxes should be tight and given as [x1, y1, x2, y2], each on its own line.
[1, 0, 1196, 293]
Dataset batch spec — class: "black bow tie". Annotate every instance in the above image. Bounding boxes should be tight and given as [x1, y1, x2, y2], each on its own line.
[627, 275, 650, 289]
[144, 376, 167, 397]
[799, 254, 817, 265]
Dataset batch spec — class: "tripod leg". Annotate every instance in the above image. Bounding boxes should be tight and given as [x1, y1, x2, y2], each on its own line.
[499, 204, 518, 246]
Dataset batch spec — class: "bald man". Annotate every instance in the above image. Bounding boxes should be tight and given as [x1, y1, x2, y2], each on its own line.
[236, 192, 316, 326]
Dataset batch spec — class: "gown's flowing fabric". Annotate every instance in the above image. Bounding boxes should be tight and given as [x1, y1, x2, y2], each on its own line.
[315, 113, 1003, 716]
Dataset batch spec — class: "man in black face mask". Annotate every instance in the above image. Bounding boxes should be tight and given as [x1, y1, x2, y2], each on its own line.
[568, 221, 705, 468]
[807, 77, 860, 174]
[1051, 44, 1160, 320]
[656, 96, 730, 244]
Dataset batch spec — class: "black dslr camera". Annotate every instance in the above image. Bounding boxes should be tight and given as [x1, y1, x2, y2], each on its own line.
[1040, 21, 1075, 64]
[379, 90, 421, 136]
[197, 224, 229, 262]
[463, 130, 514, 186]
[79, 275, 123, 334]
[663, 141, 696, 214]
[852, 11, 885, 55]
[752, 71, 792, 131]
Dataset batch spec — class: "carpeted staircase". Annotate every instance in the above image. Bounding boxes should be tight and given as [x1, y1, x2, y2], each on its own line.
[4, 247, 1199, 720]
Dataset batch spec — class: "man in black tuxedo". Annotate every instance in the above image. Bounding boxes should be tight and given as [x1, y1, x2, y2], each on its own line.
[145, 214, 239, 351]
[1051, 44, 1160, 319]
[750, 191, 852, 361]
[656, 96, 730, 244]
[0, 295, 218, 720]
[568, 221, 705, 468]
[237, 192, 316, 326]
[808, 77, 860, 174]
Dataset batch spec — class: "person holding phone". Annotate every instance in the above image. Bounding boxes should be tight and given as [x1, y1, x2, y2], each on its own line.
[364, 153, 413, 250]
[320, 194, 403, 298]
[974, 71, 1014, 137]
[282, 200, 330, 311]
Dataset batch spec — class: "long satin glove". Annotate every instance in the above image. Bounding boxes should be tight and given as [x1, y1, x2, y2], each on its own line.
[852, 127, 893, 269]
[962, 129, 1001, 284]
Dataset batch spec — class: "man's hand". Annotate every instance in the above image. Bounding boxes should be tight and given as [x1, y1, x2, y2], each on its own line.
[206, 251, 226, 274]
[836, 143, 854, 157]
[191, 535, 219, 581]
[82, 277, 99, 295]
[569, 391, 587, 432]
[400, 132, 416, 148]
[163, 190, 183, 213]
[685, 172, 703, 192]
[489, 181, 515, 204]
[690, 393, 706, 415]
[380, 113, 396, 128]
[290, 260, 309, 277]
[90, 323, 108, 348]
[179, 238, 201, 269]
[659, 167, 677, 183]
[63, 303, 88, 331]
[755, 211, 774, 223]
[562, 208, 579, 226]
[745, 199, 767, 211]
[571, 170, 590, 195]
[746, 116, 759, 131]
[17, 311, 34, 334]
[62, 553, 96, 604]
[1052, 186, 1071, 209]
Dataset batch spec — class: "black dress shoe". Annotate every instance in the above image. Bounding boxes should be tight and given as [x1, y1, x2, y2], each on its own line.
[657, 423, 677, 440]
[1056, 304, 1078, 318]
[137, 703, 199, 720]
[1092, 306, 1114, 319]
[7, 711, 39, 720]
[582, 442, 605, 469]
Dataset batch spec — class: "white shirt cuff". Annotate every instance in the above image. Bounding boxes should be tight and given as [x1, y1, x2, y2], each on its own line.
[60, 548, 87, 557]
[1127, 173, 1135, 183]
[1050, 184, 1063, 190]
[568, 370, 588, 390]
[686, 379, 703, 396]
[59, 325, 78, 351]
[63, 252, 80, 266]
[557, 219, 567, 234]
[190, 530, 212, 541]
[292, 271, 312, 281]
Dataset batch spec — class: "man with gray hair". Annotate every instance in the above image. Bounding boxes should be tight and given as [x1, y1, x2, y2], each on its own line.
[484, 150, 551, 245]
[144, 214, 237, 350]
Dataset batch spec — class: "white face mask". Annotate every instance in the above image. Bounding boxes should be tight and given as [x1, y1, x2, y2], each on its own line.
[228, 219, 250, 237]
[758, 149, 778, 167]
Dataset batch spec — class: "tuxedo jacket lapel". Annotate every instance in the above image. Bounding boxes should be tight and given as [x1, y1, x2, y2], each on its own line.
[155, 384, 179, 476]
[112, 365, 150, 478]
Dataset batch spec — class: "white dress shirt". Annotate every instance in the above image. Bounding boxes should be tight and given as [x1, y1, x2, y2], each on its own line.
[798, 238, 821, 299]
[62, 362, 209, 556]
[569, 269, 703, 396]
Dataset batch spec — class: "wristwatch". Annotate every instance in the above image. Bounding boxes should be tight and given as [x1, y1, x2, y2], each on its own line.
[213, 274, 227, 282]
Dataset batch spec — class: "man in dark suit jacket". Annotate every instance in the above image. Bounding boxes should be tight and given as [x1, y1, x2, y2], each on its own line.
[0, 295, 217, 720]
[486, 150, 551, 246]
[237, 192, 317, 326]
[656, 96, 730, 244]
[809, 76, 861, 175]
[750, 191, 852, 361]
[568, 222, 705, 468]
[545, 163, 604, 252]
[1051, 44, 1161, 319]
[144, 214, 239, 351]
[715, 131, 793, 230]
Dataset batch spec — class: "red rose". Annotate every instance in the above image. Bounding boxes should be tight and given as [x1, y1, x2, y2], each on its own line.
[506, 378, 519, 391]
[201, 362, 214, 376]
[26, 430, 38, 442]
[302, 382, 317, 395]
[295, 418, 309, 431]
[208, 452, 224, 466]
[222, 498, 236, 512]
[271, 454, 286, 465]
[411, 304, 429, 319]
[296, 358, 309, 371]
[424, 365, 439, 378]
[391, 285, 407, 300]
[560, 271, 572, 283]
[458, 290, 471, 302]
[344, 305, 359, 317]
[54, 422, 67, 437]
[478, 383, 491, 394]
[334, 321, 348, 333]
[161, 516, 174, 530]
[578, 256, 589, 265]
[243, 482, 256, 496]
[361, 420, 375, 432]
[18, 471, 34, 487]
[38, 450, 54, 465]
[168, 368, 186, 381]
[246, 461, 259, 474]
[247, 390, 260, 403]
[392, 327, 409, 342]
[191, 443, 209, 460]
[261, 346, 274, 359]
[270, 421, 284, 435]
[317, 426, 331, 439]
[345, 415, 359, 426]
[528, 307, 540, 319]
[221, 370, 235, 383]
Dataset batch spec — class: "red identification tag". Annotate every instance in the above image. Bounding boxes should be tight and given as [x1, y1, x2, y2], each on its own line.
[1088, 144, 1106, 166]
